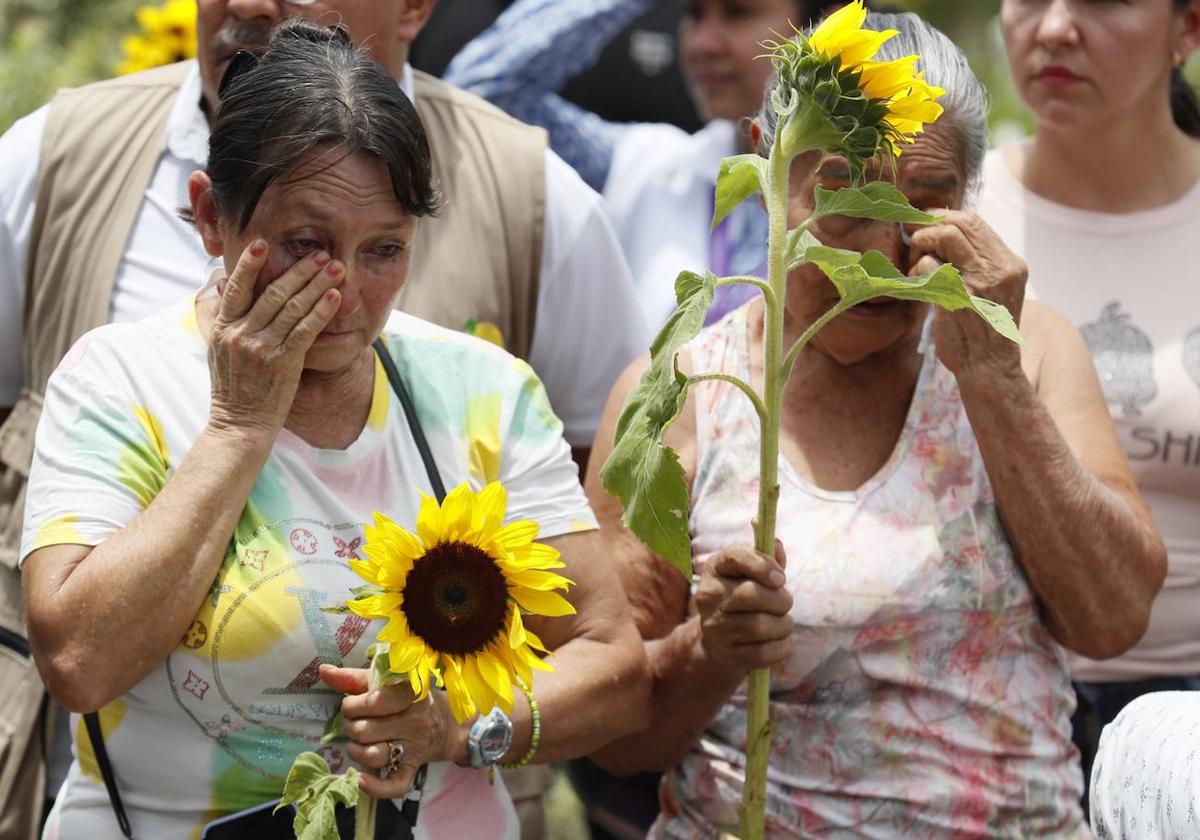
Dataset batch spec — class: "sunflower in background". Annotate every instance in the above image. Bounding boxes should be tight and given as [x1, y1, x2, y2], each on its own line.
[346, 482, 574, 723]
[118, 0, 197, 75]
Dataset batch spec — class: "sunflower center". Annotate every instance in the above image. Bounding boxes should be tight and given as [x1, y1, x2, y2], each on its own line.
[401, 541, 509, 656]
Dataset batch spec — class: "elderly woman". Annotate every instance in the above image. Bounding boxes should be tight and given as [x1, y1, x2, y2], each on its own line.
[587, 13, 1166, 838]
[20, 21, 648, 840]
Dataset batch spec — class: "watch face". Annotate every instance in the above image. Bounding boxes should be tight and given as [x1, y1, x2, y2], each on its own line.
[479, 718, 513, 762]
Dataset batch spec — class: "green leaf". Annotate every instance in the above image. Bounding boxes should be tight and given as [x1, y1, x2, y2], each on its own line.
[278, 751, 362, 840]
[712, 154, 768, 230]
[784, 227, 821, 272]
[601, 270, 718, 577]
[320, 605, 352, 616]
[368, 643, 406, 690]
[320, 710, 344, 746]
[812, 182, 941, 224]
[802, 247, 1024, 346]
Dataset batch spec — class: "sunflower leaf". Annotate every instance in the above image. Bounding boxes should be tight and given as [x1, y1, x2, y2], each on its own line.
[277, 752, 362, 840]
[320, 605, 352, 616]
[602, 271, 717, 578]
[712, 154, 769, 230]
[320, 710, 344, 745]
[812, 182, 941, 224]
[369, 644, 405, 691]
[785, 227, 821, 271]
[802, 246, 1024, 346]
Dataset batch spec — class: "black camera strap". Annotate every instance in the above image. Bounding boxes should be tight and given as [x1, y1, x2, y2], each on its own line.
[85, 339, 442, 838]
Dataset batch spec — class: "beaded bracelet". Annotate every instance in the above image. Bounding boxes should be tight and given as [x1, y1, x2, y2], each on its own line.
[499, 680, 540, 770]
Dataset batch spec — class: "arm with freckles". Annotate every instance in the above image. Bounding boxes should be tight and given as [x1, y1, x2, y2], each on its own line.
[23, 245, 344, 712]
[585, 356, 793, 775]
[913, 213, 1166, 659]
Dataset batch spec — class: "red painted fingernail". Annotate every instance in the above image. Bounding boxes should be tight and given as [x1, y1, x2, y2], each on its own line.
[313, 251, 329, 267]
[324, 290, 338, 303]
[249, 240, 266, 257]
[326, 262, 342, 277]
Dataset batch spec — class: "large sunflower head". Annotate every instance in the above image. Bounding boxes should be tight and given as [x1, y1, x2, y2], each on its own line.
[118, 0, 197, 75]
[346, 482, 574, 723]
[765, 1, 944, 177]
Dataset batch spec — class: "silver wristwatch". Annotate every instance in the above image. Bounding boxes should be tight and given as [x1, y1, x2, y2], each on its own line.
[466, 706, 513, 769]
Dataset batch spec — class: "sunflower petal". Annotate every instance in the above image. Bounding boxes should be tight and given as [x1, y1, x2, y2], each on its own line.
[440, 483, 477, 542]
[502, 541, 564, 571]
[473, 482, 507, 541]
[507, 603, 528, 649]
[858, 55, 922, 100]
[442, 659, 477, 723]
[346, 591, 403, 619]
[416, 493, 444, 548]
[521, 624, 551, 654]
[461, 657, 497, 716]
[506, 569, 574, 592]
[835, 28, 896, 68]
[512, 587, 576, 617]
[494, 520, 539, 551]
[477, 649, 516, 712]
[388, 635, 429, 674]
[809, 0, 866, 57]
[376, 614, 412, 644]
[513, 643, 554, 672]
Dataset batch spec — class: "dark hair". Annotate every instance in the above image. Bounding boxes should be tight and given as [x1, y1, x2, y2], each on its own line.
[1172, 0, 1200, 137]
[205, 19, 440, 231]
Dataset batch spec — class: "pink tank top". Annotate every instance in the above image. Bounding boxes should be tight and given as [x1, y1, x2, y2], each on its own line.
[652, 306, 1089, 838]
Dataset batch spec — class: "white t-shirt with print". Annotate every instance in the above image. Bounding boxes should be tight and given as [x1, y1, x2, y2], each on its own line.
[21, 293, 597, 840]
[978, 147, 1200, 681]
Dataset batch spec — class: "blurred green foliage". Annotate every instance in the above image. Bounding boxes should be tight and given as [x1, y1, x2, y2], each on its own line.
[1, 1, 1197, 139]
[1, 0, 144, 131]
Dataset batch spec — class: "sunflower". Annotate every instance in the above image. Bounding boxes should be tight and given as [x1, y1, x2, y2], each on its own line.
[346, 482, 574, 723]
[767, 0, 944, 175]
[118, 0, 197, 76]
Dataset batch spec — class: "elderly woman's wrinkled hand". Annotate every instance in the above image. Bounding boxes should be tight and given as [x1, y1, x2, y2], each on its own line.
[907, 211, 1028, 381]
[208, 241, 344, 438]
[319, 664, 454, 800]
[694, 543, 794, 675]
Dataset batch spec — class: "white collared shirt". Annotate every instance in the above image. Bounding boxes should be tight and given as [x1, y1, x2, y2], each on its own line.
[602, 119, 742, 327]
[0, 62, 647, 446]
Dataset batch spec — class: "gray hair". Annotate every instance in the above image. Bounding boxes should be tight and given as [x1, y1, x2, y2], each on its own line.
[207, 19, 441, 231]
[759, 11, 988, 200]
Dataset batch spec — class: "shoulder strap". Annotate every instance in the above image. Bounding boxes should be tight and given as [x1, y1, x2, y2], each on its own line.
[87, 341, 442, 838]
[372, 339, 436, 831]
[373, 339, 445, 504]
[84, 712, 133, 838]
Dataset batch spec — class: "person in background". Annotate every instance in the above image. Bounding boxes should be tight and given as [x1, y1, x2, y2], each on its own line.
[976, 0, 1200, 809]
[0, 1, 645, 835]
[446, 0, 857, 330]
[410, 0, 703, 131]
[1089, 692, 1200, 838]
[588, 12, 1166, 836]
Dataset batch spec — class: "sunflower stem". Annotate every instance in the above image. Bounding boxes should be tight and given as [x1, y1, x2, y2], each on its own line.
[354, 789, 376, 840]
[738, 105, 793, 840]
[355, 648, 387, 840]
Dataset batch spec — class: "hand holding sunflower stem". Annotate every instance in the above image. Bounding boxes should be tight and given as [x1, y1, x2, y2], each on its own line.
[600, 4, 1022, 838]
[279, 482, 574, 840]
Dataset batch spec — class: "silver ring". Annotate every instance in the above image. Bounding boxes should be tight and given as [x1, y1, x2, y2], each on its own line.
[385, 739, 405, 776]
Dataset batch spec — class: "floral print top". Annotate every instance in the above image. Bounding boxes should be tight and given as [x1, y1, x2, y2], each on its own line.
[652, 305, 1089, 839]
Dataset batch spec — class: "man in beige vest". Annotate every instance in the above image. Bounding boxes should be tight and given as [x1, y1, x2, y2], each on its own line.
[0, 2, 646, 837]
